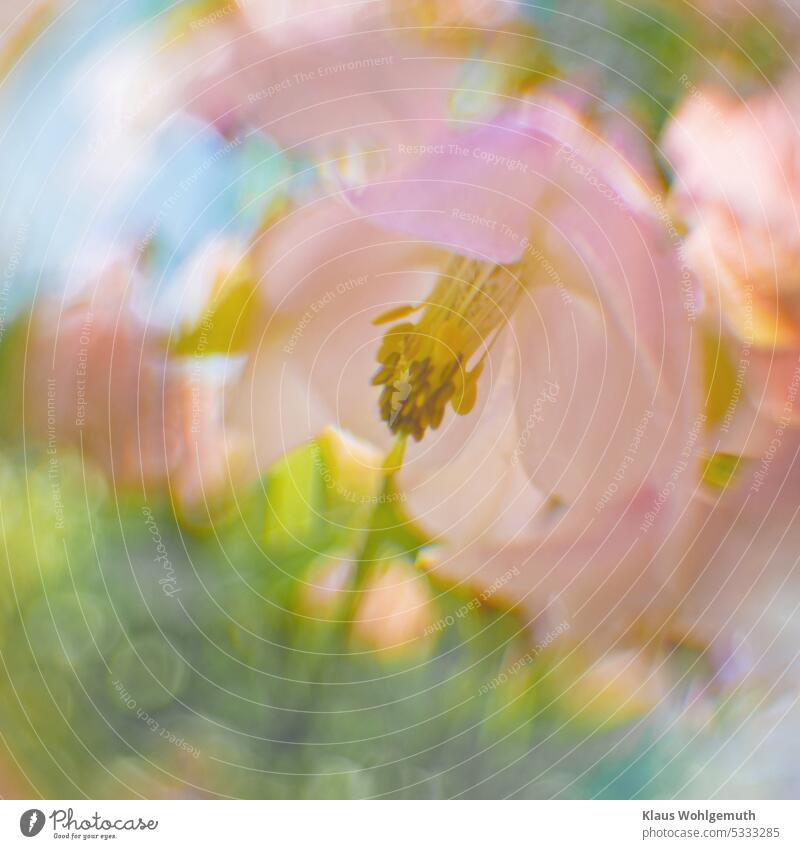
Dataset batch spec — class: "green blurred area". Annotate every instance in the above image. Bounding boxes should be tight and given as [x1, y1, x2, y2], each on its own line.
[0, 441, 699, 799]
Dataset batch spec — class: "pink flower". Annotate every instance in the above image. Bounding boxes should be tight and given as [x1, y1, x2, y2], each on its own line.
[226, 196, 443, 469]
[231, 95, 703, 653]
[239, 0, 519, 37]
[25, 258, 241, 514]
[672, 428, 800, 692]
[167, 0, 532, 161]
[663, 81, 800, 452]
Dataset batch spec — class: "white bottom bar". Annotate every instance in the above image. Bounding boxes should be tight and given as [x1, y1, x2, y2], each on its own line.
[1, 800, 798, 848]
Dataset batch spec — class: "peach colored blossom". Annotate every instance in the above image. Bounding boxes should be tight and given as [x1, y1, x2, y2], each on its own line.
[663, 81, 800, 452]
[351, 560, 435, 654]
[25, 259, 240, 513]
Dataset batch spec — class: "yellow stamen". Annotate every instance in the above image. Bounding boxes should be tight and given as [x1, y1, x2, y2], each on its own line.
[372, 256, 523, 441]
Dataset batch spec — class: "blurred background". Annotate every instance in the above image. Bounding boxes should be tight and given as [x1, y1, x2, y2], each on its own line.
[0, 0, 799, 799]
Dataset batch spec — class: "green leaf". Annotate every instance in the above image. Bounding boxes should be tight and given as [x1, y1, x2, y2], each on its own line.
[262, 443, 326, 553]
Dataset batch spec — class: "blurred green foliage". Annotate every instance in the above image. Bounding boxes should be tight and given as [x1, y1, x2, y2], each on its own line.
[0, 431, 708, 799]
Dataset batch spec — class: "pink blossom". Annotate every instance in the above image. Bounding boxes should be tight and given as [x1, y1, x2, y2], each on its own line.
[232, 96, 703, 653]
[663, 81, 800, 452]
[25, 259, 240, 513]
[164, 0, 536, 174]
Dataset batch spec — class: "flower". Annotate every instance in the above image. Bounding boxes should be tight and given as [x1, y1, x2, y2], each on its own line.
[228, 93, 703, 654]
[662, 80, 800, 453]
[166, 0, 538, 165]
[24, 257, 243, 514]
[672, 427, 800, 692]
[350, 559, 435, 655]
[225, 193, 445, 469]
